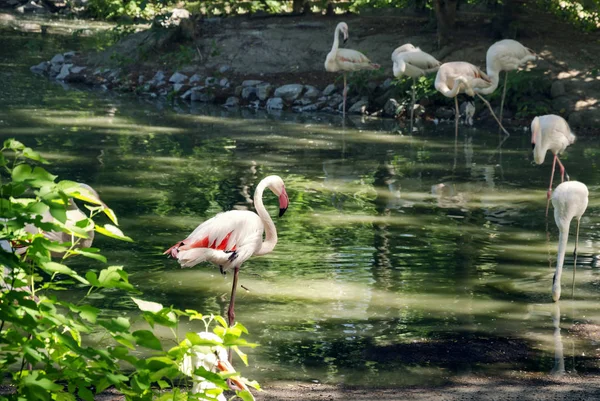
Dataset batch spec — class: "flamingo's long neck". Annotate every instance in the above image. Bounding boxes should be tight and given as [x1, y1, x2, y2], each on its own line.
[254, 181, 277, 256]
[476, 69, 500, 95]
[553, 218, 571, 302]
[331, 24, 341, 52]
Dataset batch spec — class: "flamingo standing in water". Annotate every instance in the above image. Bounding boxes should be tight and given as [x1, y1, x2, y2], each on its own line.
[325, 22, 380, 118]
[476, 39, 537, 122]
[551, 181, 588, 302]
[164, 175, 289, 328]
[434, 61, 511, 139]
[391, 43, 441, 132]
[531, 114, 576, 216]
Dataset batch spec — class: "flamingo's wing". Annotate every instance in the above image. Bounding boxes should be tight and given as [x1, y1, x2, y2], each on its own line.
[336, 48, 380, 71]
[165, 210, 264, 269]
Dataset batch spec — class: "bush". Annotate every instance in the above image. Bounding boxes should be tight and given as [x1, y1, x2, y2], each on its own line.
[0, 139, 258, 400]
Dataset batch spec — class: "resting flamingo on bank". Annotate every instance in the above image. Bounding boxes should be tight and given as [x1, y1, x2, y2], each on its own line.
[476, 39, 537, 122]
[434, 61, 511, 139]
[164, 175, 289, 328]
[531, 114, 576, 216]
[551, 181, 588, 302]
[325, 22, 380, 118]
[391, 43, 441, 131]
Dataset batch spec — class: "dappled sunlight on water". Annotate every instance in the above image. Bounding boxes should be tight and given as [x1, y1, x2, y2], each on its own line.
[3, 29, 600, 386]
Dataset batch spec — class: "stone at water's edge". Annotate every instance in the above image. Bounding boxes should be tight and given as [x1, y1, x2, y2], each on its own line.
[349, 99, 369, 115]
[383, 98, 400, 118]
[169, 72, 188, 84]
[274, 84, 304, 102]
[266, 97, 284, 110]
[242, 80, 262, 87]
[323, 84, 337, 96]
[56, 64, 72, 81]
[224, 96, 239, 108]
[256, 83, 273, 101]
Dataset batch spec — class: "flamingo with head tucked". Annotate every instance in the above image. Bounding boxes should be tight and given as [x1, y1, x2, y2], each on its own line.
[531, 114, 576, 216]
[325, 22, 380, 118]
[434, 61, 510, 139]
[476, 39, 537, 122]
[164, 175, 289, 328]
[391, 43, 441, 131]
[551, 180, 588, 302]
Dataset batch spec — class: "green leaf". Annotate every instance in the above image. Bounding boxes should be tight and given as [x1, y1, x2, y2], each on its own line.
[39, 261, 89, 285]
[22, 371, 63, 391]
[49, 202, 67, 224]
[133, 330, 163, 351]
[95, 266, 135, 291]
[157, 380, 170, 389]
[233, 346, 249, 366]
[132, 297, 163, 313]
[68, 304, 99, 323]
[186, 332, 223, 347]
[237, 390, 256, 401]
[55, 392, 76, 401]
[95, 224, 134, 242]
[103, 207, 119, 226]
[70, 249, 107, 263]
[77, 387, 94, 401]
[98, 316, 130, 333]
[12, 164, 32, 182]
[22, 147, 49, 164]
[5, 138, 25, 151]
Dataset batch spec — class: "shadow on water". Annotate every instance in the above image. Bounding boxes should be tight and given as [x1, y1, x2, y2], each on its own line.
[3, 26, 600, 386]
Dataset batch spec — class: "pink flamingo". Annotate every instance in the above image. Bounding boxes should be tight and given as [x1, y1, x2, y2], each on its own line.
[476, 39, 537, 122]
[531, 114, 576, 216]
[434, 61, 510, 139]
[392, 43, 441, 131]
[164, 175, 289, 328]
[325, 22, 380, 117]
[551, 181, 588, 302]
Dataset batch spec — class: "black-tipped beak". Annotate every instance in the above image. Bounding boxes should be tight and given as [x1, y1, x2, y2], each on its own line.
[531, 143, 535, 150]
[279, 207, 287, 217]
[343, 37, 348, 44]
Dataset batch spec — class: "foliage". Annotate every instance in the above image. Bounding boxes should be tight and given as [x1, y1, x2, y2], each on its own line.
[537, 0, 600, 31]
[391, 74, 441, 114]
[345, 68, 386, 98]
[0, 139, 258, 400]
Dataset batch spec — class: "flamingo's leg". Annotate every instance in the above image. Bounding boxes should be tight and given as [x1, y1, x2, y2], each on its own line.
[227, 265, 240, 328]
[410, 77, 416, 133]
[572, 218, 580, 299]
[454, 96, 459, 140]
[556, 156, 567, 183]
[499, 71, 509, 123]
[475, 93, 510, 136]
[546, 154, 558, 217]
[342, 73, 347, 118]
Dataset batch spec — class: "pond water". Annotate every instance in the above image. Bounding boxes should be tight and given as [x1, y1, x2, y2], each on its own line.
[2, 25, 600, 387]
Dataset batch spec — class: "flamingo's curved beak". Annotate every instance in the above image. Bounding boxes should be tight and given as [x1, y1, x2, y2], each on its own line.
[279, 188, 289, 217]
[343, 32, 348, 44]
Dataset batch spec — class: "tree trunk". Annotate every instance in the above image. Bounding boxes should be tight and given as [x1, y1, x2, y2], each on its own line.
[292, 0, 304, 13]
[434, 0, 458, 48]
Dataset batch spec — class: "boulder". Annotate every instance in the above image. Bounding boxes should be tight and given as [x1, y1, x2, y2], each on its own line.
[242, 80, 262, 87]
[50, 54, 64, 64]
[348, 98, 369, 114]
[169, 72, 188, 84]
[242, 86, 258, 101]
[383, 98, 400, 117]
[191, 88, 215, 103]
[189, 74, 202, 84]
[266, 97, 284, 110]
[304, 85, 321, 99]
[218, 65, 231, 74]
[148, 71, 166, 87]
[223, 96, 240, 108]
[323, 84, 337, 96]
[256, 83, 273, 101]
[30, 61, 49, 74]
[274, 84, 304, 101]
[56, 63, 72, 81]
[219, 78, 230, 88]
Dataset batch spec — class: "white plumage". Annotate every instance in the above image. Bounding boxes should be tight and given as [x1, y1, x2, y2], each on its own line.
[165, 175, 289, 327]
[477, 39, 537, 122]
[325, 22, 380, 117]
[551, 181, 588, 302]
[392, 43, 441, 130]
[434, 62, 509, 137]
[478, 39, 537, 95]
[531, 114, 576, 216]
[392, 44, 440, 79]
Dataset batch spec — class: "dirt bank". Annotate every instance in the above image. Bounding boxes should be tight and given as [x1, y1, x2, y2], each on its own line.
[24, 7, 600, 131]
